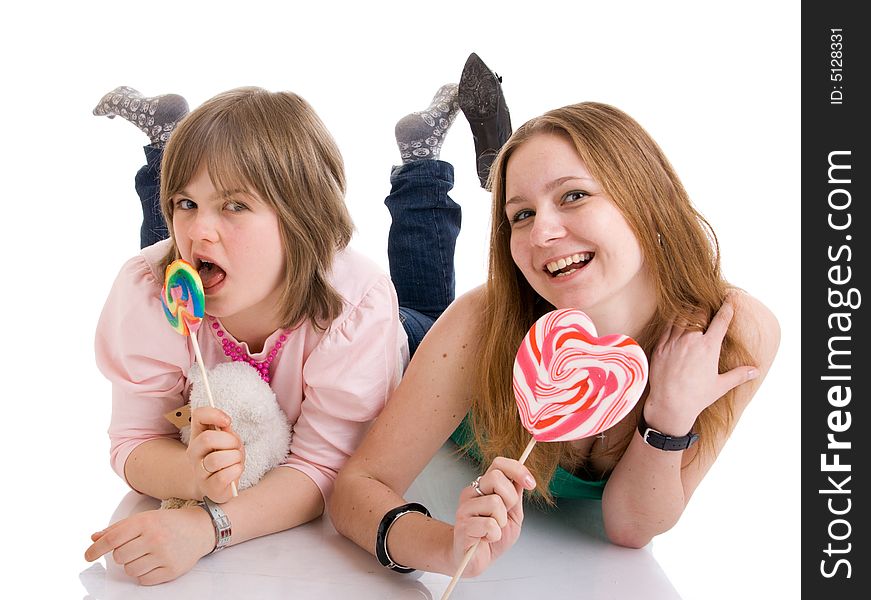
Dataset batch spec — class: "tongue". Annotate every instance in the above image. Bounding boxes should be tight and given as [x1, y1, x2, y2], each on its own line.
[199, 263, 226, 290]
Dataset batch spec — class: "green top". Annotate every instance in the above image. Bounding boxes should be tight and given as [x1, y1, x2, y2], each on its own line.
[449, 416, 607, 500]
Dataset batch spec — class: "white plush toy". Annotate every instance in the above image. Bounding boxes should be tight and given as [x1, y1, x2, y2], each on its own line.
[161, 361, 291, 509]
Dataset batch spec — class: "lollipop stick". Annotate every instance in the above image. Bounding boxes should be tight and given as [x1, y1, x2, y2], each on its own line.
[517, 437, 537, 465]
[189, 328, 239, 498]
[189, 329, 216, 409]
[441, 545, 476, 600]
[441, 436, 538, 600]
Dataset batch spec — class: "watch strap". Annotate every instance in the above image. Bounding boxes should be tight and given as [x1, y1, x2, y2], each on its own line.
[375, 502, 431, 573]
[638, 413, 699, 451]
[199, 496, 232, 553]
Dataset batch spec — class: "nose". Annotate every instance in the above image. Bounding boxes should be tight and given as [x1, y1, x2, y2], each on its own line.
[528, 207, 566, 247]
[185, 209, 220, 243]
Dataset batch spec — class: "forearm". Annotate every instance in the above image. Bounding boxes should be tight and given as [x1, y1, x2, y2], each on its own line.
[601, 431, 688, 548]
[124, 438, 199, 500]
[331, 472, 455, 574]
[85, 465, 326, 585]
[161, 467, 325, 562]
[602, 293, 779, 549]
[329, 291, 489, 575]
[222, 466, 324, 546]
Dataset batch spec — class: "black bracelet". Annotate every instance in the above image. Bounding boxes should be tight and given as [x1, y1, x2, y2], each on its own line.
[375, 502, 431, 573]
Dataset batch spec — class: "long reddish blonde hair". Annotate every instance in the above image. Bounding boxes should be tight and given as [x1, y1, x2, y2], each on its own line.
[471, 102, 752, 502]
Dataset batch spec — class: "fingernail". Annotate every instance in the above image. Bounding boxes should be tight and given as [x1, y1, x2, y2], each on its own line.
[747, 369, 759, 380]
[524, 475, 536, 488]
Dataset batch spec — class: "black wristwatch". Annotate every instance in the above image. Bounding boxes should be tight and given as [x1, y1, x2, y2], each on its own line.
[638, 413, 700, 451]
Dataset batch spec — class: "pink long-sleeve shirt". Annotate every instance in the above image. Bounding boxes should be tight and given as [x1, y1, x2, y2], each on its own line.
[95, 239, 408, 501]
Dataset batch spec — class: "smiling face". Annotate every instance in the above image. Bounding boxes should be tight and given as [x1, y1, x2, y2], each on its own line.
[505, 132, 655, 334]
[171, 166, 286, 340]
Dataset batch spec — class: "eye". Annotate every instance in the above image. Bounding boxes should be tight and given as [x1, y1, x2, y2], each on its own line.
[562, 190, 587, 204]
[510, 208, 535, 224]
[175, 198, 196, 210]
[224, 200, 248, 213]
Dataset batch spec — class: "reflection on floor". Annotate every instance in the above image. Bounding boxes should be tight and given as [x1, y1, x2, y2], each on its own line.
[80, 442, 680, 599]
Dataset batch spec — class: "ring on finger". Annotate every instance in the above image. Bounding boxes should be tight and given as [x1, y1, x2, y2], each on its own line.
[201, 458, 214, 475]
[470, 475, 485, 497]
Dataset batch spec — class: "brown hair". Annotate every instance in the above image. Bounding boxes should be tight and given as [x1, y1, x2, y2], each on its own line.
[159, 86, 353, 329]
[472, 102, 753, 502]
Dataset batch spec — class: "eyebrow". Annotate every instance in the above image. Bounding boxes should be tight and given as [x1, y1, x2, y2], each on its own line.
[172, 187, 255, 201]
[505, 176, 596, 206]
[220, 188, 256, 200]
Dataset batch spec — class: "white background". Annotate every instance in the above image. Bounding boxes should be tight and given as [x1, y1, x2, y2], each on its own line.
[0, 1, 799, 598]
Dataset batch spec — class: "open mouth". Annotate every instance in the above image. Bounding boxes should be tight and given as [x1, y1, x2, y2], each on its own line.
[545, 252, 594, 278]
[196, 259, 227, 290]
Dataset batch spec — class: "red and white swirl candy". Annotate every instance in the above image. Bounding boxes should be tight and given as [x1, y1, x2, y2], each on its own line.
[444, 308, 650, 598]
[513, 309, 648, 442]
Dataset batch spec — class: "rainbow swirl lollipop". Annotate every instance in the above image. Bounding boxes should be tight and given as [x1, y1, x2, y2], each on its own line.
[161, 259, 205, 336]
[159, 259, 237, 498]
[513, 308, 648, 442]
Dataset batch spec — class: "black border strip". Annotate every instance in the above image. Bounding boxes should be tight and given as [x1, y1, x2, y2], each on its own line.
[803, 3, 868, 596]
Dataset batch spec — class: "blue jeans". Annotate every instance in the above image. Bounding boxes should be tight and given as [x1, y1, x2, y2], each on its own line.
[386, 160, 460, 356]
[135, 146, 170, 249]
[133, 153, 459, 358]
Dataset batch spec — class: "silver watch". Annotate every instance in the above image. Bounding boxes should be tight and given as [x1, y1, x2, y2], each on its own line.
[199, 496, 232, 553]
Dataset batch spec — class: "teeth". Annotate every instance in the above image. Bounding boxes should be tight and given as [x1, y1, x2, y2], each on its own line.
[546, 252, 592, 273]
[556, 268, 578, 278]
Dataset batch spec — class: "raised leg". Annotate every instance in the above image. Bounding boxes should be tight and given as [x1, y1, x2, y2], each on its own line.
[93, 86, 188, 248]
[388, 84, 462, 356]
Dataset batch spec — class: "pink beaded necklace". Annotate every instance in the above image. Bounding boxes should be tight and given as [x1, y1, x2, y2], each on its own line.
[208, 317, 288, 384]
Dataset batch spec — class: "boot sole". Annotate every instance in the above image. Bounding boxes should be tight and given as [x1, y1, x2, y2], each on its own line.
[459, 55, 501, 121]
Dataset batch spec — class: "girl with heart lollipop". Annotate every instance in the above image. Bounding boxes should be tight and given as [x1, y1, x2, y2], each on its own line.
[330, 98, 780, 578]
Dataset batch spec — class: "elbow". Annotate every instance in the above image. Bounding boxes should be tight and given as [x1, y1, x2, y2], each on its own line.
[604, 513, 682, 548]
[604, 524, 653, 549]
[602, 509, 674, 549]
[601, 491, 681, 549]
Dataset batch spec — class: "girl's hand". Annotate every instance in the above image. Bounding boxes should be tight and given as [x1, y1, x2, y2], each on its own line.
[646, 298, 759, 434]
[84, 507, 215, 585]
[451, 457, 536, 578]
[187, 407, 245, 502]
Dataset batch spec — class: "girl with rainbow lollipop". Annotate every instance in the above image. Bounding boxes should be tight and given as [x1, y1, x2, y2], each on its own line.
[85, 79, 477, 584]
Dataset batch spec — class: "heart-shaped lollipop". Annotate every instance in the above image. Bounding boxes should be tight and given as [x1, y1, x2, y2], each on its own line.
[513, 308, 648, 443]
[443, 309, 648, 599]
